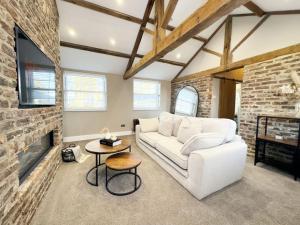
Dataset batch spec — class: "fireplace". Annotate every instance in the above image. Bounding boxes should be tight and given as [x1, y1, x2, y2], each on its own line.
[18, 131, 54, 184]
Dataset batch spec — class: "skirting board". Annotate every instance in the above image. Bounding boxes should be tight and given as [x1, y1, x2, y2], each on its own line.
[63, 131, 133, 142]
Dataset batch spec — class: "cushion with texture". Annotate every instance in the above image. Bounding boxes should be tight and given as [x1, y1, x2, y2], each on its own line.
[172, 115, 183, 137]
[139, 132, 170, 148]
[177, 117, 202, 143]
[181, 132, 225, 155]
[158, 117, 173, 137]
[156, 138, 187, 169]
[139, 117, 159, 133]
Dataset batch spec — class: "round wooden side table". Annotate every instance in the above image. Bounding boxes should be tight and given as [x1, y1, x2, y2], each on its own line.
[105, 152, 142, 196]
[85, 139, 131, 186]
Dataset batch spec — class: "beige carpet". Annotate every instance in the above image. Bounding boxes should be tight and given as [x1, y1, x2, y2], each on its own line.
[31, 136, 300, 225]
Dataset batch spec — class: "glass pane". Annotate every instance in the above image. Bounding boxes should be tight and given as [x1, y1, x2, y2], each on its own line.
[175, 99, 194, 115]
[64, 91, 106, 110]
[175, 86, 198, 116]
[64, 73, 106, 92]
[134, 94, 160, 109]
[134, 79, 160, 95]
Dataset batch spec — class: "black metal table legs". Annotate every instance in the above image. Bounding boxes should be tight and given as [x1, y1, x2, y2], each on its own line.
[86, 154, 104, 186]
[105, 167, 141, 196]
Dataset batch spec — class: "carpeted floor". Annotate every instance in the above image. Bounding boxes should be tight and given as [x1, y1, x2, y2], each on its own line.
[31, 136, 300, 225]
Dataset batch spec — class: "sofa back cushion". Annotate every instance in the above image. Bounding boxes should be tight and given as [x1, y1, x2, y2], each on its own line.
[159, 112, 183, 137]
[139, 117, 159, 133]
[189, 117, 236, 143]
[177, 117, 202, 143]
[172, 115, 183, 137]
[158, 117, 173, 137]
[181, 132, 225, 155]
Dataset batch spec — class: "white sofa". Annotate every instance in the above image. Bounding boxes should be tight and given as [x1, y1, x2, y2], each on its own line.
[136, 113, 247, 200]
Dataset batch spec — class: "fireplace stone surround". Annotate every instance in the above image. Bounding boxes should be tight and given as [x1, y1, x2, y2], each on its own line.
[0, 0, 63, 224]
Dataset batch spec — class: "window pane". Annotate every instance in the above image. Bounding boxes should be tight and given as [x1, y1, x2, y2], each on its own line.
[175, 99, 194, 115]
[133, 79, 160, 110]
[134, 79, 160, 95]
[64, 72, 106, 92]
[134, 94, 160, 109]
[63, 71, 107, 111]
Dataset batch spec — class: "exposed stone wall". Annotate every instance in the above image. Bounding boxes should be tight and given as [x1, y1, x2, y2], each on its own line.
[0, 1, 62, 225]
[240, 52, 300, 156]
[171, 75, 213, 117]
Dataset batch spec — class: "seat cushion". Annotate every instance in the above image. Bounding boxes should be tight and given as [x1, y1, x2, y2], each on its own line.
[139, 132, 170, 148]
[156, 139, 188, 170]
[139, 117, 159, 133]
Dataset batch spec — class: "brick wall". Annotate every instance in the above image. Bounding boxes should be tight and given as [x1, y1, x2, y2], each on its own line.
[240, 52, 300, 155]
[0, 1, 62, 225]
[171, 75, 212, 117]
[171, 53, 300, 157]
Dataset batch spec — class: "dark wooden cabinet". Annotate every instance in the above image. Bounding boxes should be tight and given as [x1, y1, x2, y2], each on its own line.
[254, 115, 300, 180]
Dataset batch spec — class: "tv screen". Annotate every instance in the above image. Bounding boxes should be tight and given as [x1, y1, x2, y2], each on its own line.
[15, 26, 56, 107]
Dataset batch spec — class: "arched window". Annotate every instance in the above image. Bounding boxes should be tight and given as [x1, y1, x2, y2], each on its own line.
[175, 86, 198, 117]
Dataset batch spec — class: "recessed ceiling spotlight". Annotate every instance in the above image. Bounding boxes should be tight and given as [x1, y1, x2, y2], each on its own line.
[116, 0, 124, 5]
[176, 53, 181, 59]
[67, 28, 76, 37]
[109, 38, 116, 46]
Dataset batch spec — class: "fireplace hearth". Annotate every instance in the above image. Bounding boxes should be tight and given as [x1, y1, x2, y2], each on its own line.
[18, 131, 54, 184]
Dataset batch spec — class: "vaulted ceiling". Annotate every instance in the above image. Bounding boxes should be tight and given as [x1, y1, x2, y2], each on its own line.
[57, 0, 300, 80]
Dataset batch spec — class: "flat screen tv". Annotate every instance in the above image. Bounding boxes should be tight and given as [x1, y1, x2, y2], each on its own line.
[15, 26, 56, 107]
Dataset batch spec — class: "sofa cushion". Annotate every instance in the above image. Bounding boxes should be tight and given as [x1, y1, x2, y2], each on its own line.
[139, 117, 159, 133]
[156, 139, 188, 170]
[158, 117, 173, 137]
[139, 132, 169, 148]
[189, 118, 236, 143]
[172, 115, 183, 137]
[177, 117, 202, 143]
[181, 132, 225, 155]
[159, 112, 173, 121]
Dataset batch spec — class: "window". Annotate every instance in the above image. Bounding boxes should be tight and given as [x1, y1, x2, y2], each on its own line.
[175, 86, 198, 116]
[133, 79, 160, 110]
[64, 71, 107, 111]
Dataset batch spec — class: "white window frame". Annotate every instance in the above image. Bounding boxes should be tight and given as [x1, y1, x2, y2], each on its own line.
[133, 79, 161, 111]
[63, 71, 107, 112]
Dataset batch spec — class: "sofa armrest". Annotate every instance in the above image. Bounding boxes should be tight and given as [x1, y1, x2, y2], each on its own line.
[135, 125, 141, 143]
[187, 141, 247, 199]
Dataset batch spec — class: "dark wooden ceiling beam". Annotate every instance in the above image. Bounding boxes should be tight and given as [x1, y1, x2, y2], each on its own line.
[244, 1, 265, 17]
[222, 16, 232, 65]
[161, 0, 178, 29]
[60, 41, 185, 67]
[62, 0, 143, 23]
[125, 0, 155, 72]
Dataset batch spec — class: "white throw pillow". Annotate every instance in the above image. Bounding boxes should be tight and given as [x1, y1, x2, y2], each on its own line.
[158, 118, 173, 137]
[181, 132, 225, 155]
[139, 117, 159, 133]
[177, 117, 202, 143]
[172, 115, 182, 137]
[159, 112, 173, 121]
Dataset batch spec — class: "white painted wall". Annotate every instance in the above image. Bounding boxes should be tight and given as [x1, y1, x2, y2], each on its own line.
[180, 14, 300, 78]
[181, 51, 220, 76]
[233, 15, 300, 62]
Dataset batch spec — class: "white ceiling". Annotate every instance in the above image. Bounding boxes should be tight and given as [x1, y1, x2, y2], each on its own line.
[58, 0, 300, 80]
